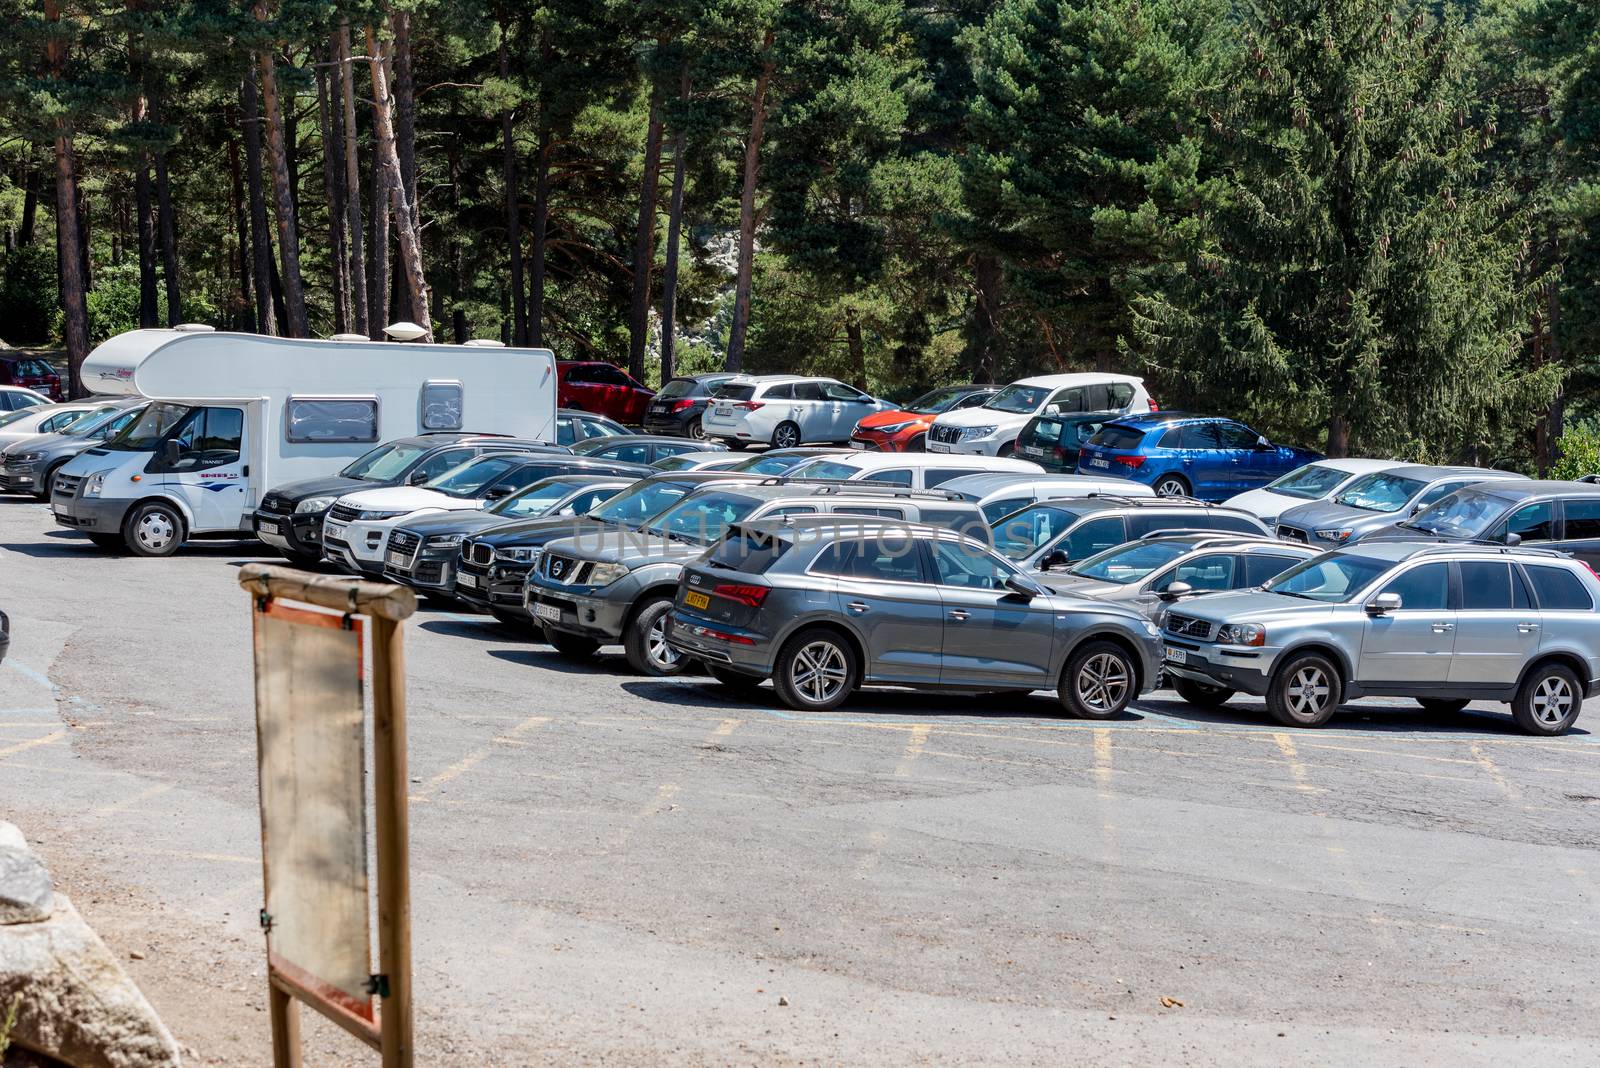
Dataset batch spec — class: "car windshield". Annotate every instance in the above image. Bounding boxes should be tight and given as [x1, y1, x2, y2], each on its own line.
[489, 478, 586, 519]
[786, 459, 862, 480]
[1068, 541, 1192, 585]
[992, 504, 1077, 561]
[587, 481, 691, 524]
[425, 455, 523, 497]
[59, 406, 121, 433]
[341, 441, 433, 482]
[0, 408, 36, 429]
[984, 384, 1050, 414]
[729, 453, 811, 474]
[644, 490, 761, 544]
[650, 456, 696, 472]
[571, 436, 639, 456]
[905, 387, 974, 414]
[1404, 490, 1507, 538]
[1263, 552, 1391, 602]
[102, 401, 190, 451]
[1266, 463, 1355, 501]
[1331, 472, 1426, 513]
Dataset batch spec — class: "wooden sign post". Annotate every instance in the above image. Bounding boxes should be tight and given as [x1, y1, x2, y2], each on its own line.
[239, 564, 417, 1068]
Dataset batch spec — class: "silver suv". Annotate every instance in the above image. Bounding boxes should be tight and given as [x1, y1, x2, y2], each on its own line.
[1160, 542, 1600, 734]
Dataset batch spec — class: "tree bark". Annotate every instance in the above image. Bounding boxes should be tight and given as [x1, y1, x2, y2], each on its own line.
[844, 307, 868, 391]
[45, 0, 90, 395]
[968, 255, 1002, 382]
[253, 5, 310, 337]
[370, 151, 391, 334]
[529, 122, 551, 347]
[155, 146, 181, 324]
[227, 130, 254, 330]
[660, 76, 690, 385]
[1326, 412, 1350, 459]
[499, 17, 527, 345]
[337, 22, 369, 337]
[317, 45, 349, 333]
[135, 160, 159, 327]
[19, 158, 38, 246]
[388, 8, 419, 323]
[628, 92, 665, 380]
[448, 143, 467, 343]
[367, 26, 430, 337]
[241, 69, 278, 335]
[726, 31, 775, 373]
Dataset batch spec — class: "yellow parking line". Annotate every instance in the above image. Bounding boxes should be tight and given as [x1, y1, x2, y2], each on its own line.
[411, 715, 549, 800]
[1093, 728, 1114, 792]
[894, 725, 932, 777]
[89, 783, 173, 820]
[0, 730, 66, 760]
[1272, 733, 1317, 793]
[1470, 744, 1521, 802]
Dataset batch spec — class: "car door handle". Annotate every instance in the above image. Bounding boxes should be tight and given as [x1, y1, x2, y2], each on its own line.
[1517, 622, 1540, 633]
[846, 601, 869, 614]
[948, 609, 970, 621]
[1431, 622, 1455, 633]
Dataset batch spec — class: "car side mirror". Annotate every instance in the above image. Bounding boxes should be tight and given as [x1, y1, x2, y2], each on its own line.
[483, 486, 513, 501]
[1038, 549, 1069, 571]
[1005, 575, 1043, 600]
[409, 469, 431, 485]
[161, 439, 182, 466]
[1255, 436, 1272, 450]
[1504, 532, 1522, 547]
[1158, 580, 1194, 603]
[1366, 592, 1402, 616]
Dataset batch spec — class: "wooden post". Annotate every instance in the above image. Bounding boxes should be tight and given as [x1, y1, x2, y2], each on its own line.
[269, 982, 302, 1068]
[371, 612, 412, 1068]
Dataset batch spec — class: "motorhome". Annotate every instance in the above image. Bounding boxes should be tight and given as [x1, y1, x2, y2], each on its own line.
[50, 327, 557, 556]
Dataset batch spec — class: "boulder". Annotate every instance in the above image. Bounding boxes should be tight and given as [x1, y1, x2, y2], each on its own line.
[0, 822, 53, 925]
[0, 894, 180, 1068]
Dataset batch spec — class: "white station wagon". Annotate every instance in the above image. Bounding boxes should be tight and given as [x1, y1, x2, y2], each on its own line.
[702, 375, 894, 449]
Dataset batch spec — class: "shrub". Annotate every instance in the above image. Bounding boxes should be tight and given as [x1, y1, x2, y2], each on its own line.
[1551, 419, 1600, 482]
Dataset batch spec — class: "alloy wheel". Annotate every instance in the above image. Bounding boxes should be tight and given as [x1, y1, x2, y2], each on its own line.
[791, 640, 848, 705]
[1155, 477, 1188, 497]
[1286, 665, 1331, 717]
[773, 423, 800, 449]
[688, 418, 707, 440]
[646, 614, 681, 671]
[1075, 652, 1130, 714]
[1531, 674, 1574, 727]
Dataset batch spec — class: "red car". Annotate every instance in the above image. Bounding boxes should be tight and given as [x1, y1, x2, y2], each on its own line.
[849, 384, 998, 452]
[0, 355, 64, 401]
[556, 361, 655, 426]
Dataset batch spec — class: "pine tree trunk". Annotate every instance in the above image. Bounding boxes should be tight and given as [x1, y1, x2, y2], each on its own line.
[252, 8, 310, 337]
[135, 160, 159, 327]
[155, 147, 180, 325]
[968, 255, 1002, 382]
[628, 92, 664, 380]
[844, 308, 867, 391]
[370, 155, 391, 334]
[660, 96, 688, 385]
[1326, 412, 1350, 459]
[19, 158, 38, 246]
[227, 131, 254, 330]
[367, 25, 431, 337]
[529, 121, 551, 347]
[317, 46, 350, 334]
[45, 0, 89, 395]
[726, 32, 775, 373]
[241, 69, 278, 335]
[337, 22, 369, 337]
[391, 9, 418, 228]
[499, 17, 527, 346]
[449, 144, 468, 343]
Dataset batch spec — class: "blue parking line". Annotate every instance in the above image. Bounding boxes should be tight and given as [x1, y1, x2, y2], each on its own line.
[2, 659, 56, 692]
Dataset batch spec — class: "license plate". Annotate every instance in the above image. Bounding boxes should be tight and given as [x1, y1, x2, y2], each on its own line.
[325, 520, 347, 538]
[456, 572, 478, 589]
[684, 590, 710, 611]
[534, 602, 563, 623]
[1088, 457, 1109, 469]
[716, 404, 732, 415]
[386, 549, 409, 568]
[1020, 446, 1045, 457]
[651, 403, 668, 413]
[849, 440, 867, 450]
[1165, 647, 1186, 664]
[258, 518, 281, 534]
[928, 442, 951, 453]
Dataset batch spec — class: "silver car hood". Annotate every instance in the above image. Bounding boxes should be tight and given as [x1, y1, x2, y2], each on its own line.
[1037, 574, 1132, 600]
[1161, 589, 1340, 626]
[1278, 500, 1405, 535]
[1, 430, 89, 457]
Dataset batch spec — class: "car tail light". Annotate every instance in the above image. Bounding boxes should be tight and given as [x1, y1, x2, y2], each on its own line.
[1114, 455, 1146, 468]
[1147, 399, 1159, 412]
[733, 401, 764, 411]
[712, 583, 769, 607]
[670, 399, 695, 413]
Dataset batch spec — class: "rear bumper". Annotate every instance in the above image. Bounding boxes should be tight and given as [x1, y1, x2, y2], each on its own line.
[663, 609, 774, 673]
[52, 495, 132, 533]
[641, 410, 697, 437]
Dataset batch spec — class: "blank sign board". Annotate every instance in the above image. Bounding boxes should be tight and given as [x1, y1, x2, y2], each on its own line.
[252, 600, 374, 1020]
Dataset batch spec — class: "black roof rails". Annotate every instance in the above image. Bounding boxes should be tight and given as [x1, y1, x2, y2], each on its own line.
[755, 475, 963, 500]
[1407, 542, 1571, 560]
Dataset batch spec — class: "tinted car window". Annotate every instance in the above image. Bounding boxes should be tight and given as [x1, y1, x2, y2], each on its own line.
[1107, 383, 1134, 408]
[607, 444, 652, 465]
[1266, 464, 1350, 501]
[792, 382, 825, 402]
[765, 383, 795, 401]
[981, 497, 1031, 525]
[1525, 565, 1593, 610]
[413, 447, 477, 481]
[1414, 479, 1473, 509]
[715, 384, 757, 401]
[1459, 561, 1514, 610]
[1243, 553, 1302, 586]
[1050, 387, 1086, 413]
[1214, 422, 1259, 449]
[814, 539, 922, 583]
[656, 378, 695, 400]
[833, 506, 908, 518]
[1212, 514, 1265, 534]
[822, 381, 867, 402]
[709, 530, 792, 573]
[1379, 562, 1450, 611]
[1166, 553, 1237, 591]
[1127, 511, 1203, 539]
[932, 541, 1014, 590]
[1564, 498, 1600, 540]
[1094, 424, 1147, 450]
[1158, 426, 1189, 449]
[1066, 516, 1125, 560]
[924, 468, 985, 488]
[1495, 501, 1555, 542]
[869, 469, 913, 487]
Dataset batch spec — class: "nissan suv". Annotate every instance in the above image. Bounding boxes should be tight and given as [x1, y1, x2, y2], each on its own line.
[1160, 542, 1600, 735]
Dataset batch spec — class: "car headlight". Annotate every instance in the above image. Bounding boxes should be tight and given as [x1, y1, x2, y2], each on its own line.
[959, 425, 997, 440]
[1216, 623, 1266, 647]
[426, 533, 463, 548]
[296, 495, 338, 514]
[496, 546, 541, 563]
[586, 561, 630, 586]
[359, 509, 403, 521]
[1314, 528, 1353, 542]
[871, 420, 916, 435]
[83, 470, 110, 498]
[10, 452, 41, 463]
[1141, 619, 1161, 638]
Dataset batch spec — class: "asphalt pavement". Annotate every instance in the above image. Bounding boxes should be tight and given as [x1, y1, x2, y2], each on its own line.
[2, 495, 1599, 1065]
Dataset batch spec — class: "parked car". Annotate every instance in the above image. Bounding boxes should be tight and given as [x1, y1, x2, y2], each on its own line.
[936, 472, 1154, 525]
[990, 496, 1272, 572]
[723, 447, 852, 476]
[0, 355, 63, 401]
[779, 450, 1044, 491]
[665, 515, 1163, 715]
[0, 607, 8, 665]
[0, 386, 50, 412]
[1223, 458, 1395, 526]
[568, 433, 723, 466]
[1014, 410, 1127, 472]
[927, 373, 1152, 457]
[849, 385, 999, 453]
[641, 373, 738, 440]
[452, 471, 764, 621]
[382, 474, 635, 596]
[0, 399, 147, 498]
[1037, 532, 1318, 618]
[649, 451, 749, 473]
[1274, 465, 1524, 548]
[254, 434, 570, 567]
[529, 483, 988, 676]
[1368, 480, 1600, 567]
[1076, 415, 1322, 501]
[556, 408, 629, 446]
[0, 402, 105, 447]
[324, 451, 643, 576]
[702, 375, 894, 449]
[556, 361, 655, 425]
[1160, 542, 1600, 735]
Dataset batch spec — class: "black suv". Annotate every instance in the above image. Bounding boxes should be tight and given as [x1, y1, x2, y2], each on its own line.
[989, 494, 1271, 572]
[1371, 480, 1600, 567]
[253, 433, 565, 566]
[641, 374, 737, 440]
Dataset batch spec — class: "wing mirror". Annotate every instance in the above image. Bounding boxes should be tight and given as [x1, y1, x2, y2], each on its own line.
[1255, 435, 1273, 451]
[409, 469, 432, 485]
[1365, 592, 1402, 616]
[1157, 580, 1194, 603]
[1504, 532, 1522, 547]
[482, 486, 513, 502]
[1038, 549, 1070, 571]
[161, 439, 182, 466]
[1005, 575, 1044, 600]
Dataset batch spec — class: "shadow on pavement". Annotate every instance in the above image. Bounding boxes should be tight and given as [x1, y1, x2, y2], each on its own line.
[420, 618, 538, 644]
[487, 646, 632, 676]
[619, 678, 1129, 722]
[1137, 693, 1590, 738]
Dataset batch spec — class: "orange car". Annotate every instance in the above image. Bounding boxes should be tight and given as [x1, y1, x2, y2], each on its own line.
[848, 385, 999, 452]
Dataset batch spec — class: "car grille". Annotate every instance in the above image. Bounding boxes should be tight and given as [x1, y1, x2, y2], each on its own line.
[930, 425, 961, 445]
[414, 561, 444, 585]
[328, 503, 362, 524]
[463, 540, 495, 567]
[541, 552, 591, 585]
[1276, 524, 1308, 543]
[388, 529, 422, 569]
[259, 494, 292, 515]
[54, 474, 82, 498]
[1165, 613, 1214, 641]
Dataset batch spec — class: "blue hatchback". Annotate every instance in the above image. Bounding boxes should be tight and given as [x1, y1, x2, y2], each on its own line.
[1075, 415, 1322, 501]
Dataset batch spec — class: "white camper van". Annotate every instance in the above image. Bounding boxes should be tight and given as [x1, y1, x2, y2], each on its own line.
[51, 328, 557, 556]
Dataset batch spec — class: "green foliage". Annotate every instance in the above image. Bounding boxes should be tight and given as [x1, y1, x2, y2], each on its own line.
[1550, 418, 1600, 480]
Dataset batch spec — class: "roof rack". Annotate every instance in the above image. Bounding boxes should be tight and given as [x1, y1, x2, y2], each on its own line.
[1404, 542, 1571, 560]
[1136, 530, 1283, 545]
[755, 476, 963, 501]
[1085, 492, 1213, 507]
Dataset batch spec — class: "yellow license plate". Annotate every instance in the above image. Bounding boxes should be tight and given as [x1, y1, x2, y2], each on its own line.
[684, 590, 710, 610]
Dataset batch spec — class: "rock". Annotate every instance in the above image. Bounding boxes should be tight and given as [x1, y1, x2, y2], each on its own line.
[777, 996, 789, 1007]
[0, 893, 182, 1068]
[0, 822, 52, 926]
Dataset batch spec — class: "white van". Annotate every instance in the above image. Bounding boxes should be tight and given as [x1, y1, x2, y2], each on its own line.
[51, 328, 557, 556]
[927, 373, 1152, 457]
[779, 450, 1044, 490]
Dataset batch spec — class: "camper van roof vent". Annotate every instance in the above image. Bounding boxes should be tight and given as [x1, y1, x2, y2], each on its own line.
[383, 321, 429, 341]
[173, 323, 216, 332]
[328, 333, 370, 342]
[463, 339, 506, 347]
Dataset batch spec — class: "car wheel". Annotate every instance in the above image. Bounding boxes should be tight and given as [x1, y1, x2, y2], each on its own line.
[1059, 640, 1137, 719]
[1173, 677, 1234, 708]
[86, 533, 125, 552]
[1265, 652, 1342, 728]
[1154, 474, 1191, 497]
[123, 501, 184, 557]
[905, 433, 927, 453]
[624, 598, 689, 677]
[35, 461, 67, 500]
[1511, 662, 1582, 735]
[771, 421, 802, 450]
[997, 440, 1016, 458]
[1416, 697, 1470, 716]
[772, 628, 858, 711]
[545, 627, 600, 659]
[687, 416, 707, 441]
[708, 664, 763, 692]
